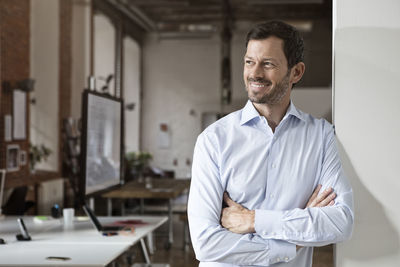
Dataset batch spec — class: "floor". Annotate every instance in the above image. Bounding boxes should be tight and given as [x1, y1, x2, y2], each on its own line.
[113, 214, 333, 267]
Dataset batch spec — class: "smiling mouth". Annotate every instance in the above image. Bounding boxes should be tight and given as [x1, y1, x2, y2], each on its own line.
[250, 83, 266, 88]
[249, 82, 271, 89]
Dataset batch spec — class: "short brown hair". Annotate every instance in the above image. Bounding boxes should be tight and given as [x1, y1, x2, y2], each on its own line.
[246, 20, 304, 68]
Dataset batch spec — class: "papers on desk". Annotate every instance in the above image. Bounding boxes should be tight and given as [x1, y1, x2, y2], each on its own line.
[104, 219, 148, 234]
[76, 216, 90, 221]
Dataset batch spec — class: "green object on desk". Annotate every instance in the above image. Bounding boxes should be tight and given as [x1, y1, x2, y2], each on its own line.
[34, 216, 58, 224]
[34, 216, 49, 222]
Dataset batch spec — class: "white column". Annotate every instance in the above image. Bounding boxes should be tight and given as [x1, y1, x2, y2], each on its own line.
[333, 0, 400, 266]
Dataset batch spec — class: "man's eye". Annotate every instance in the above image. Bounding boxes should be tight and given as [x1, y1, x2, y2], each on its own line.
[245, 60, 253, 65]
[264, 62, 274, 67]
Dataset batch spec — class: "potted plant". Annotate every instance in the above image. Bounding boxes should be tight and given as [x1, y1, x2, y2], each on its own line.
[125, 151, 152, 181]
[29, 143, 52, 172]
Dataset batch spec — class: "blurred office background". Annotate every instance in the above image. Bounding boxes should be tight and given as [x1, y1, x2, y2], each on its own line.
[1, 0, 399, 267]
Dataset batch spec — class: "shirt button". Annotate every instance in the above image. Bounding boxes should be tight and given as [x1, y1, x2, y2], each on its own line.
[270, 194, 274, 198]
[272, 163, 276, 168]
[276, 257, 280, 262]
[263, 231, 268, 235]
[284, 257, 289, 261]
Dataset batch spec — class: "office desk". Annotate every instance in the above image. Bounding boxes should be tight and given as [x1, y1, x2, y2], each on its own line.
[0, 242, 126, 266]
[0, 215, 167, 266]
[102, 178, 190, 246]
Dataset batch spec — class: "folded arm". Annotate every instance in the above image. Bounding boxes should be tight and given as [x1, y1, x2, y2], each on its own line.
[188, 133, 296, 266]
[221, 126, 354, 247]
[222, 184, 337, 249]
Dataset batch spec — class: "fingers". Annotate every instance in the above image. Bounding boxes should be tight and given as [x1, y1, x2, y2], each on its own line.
[317, 191, 336, 207]
[307, 185, 337, 208]
[307, 184, 322, 207]
[315, 187, 333, 204]
[306, 184, 322, 207]
[223, 192, 239, 207]
[311, 184, 322, 200]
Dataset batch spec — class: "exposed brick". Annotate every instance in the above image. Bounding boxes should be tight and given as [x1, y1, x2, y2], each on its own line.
[0, 0, 30, 184]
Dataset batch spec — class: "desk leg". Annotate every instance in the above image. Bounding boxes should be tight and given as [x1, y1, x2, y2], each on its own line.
[147, 232, 154, 254]
[168, 199, 173, 247]
[140, 198, 144, 214]
[140, 238, 151, 264]
[107, 198, 112, 216]
[120, 201, 125, 216]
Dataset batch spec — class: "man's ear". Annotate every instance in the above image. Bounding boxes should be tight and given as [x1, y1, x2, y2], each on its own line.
[290, 62, 305, 84]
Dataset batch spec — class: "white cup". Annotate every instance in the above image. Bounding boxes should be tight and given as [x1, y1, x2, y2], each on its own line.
[63, 208, 75, 226]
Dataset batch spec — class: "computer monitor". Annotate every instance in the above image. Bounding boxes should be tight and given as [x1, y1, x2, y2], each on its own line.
[80, 90, 123, 201]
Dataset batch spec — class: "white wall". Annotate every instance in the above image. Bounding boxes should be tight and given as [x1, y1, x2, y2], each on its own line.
[142, 34, 226, 177]
[71, 0, 91, 119]
[30, 0, 59, 171]
[334, 0, 400, 266]
[94, 13, 115, 96]
[123, 37, 141, 153]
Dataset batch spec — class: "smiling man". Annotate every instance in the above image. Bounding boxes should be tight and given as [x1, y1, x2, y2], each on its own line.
[188, 21, 354, 266]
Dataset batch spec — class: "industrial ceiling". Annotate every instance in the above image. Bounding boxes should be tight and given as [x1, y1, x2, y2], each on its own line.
[105, 0, 332, 35]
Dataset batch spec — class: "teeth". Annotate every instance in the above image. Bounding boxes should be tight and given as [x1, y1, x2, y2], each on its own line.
[251, 83, 265, 88]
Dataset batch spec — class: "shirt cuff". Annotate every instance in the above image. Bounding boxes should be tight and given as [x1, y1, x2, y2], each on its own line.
[267, 239, 296, 264]
[254, 209, 285, 238]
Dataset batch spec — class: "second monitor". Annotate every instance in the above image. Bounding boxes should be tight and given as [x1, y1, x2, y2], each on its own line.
[80, 90, 123, 201]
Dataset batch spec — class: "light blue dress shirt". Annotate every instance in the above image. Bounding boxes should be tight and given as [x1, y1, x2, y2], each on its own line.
[188, 100, 354, 266]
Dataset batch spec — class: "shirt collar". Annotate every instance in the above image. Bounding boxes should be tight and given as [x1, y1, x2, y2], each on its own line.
[285, 100, 305, 122]
[240, 100, 305, 126]
[240, 100, 261, 125]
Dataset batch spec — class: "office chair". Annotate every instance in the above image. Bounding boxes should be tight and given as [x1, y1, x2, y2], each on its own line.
[2, 186, 35, 215]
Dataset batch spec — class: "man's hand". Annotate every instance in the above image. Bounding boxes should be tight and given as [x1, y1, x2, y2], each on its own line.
[221, 185, 336, 236]
[221, 192, 255, 234]
[306, 184, 336, 208]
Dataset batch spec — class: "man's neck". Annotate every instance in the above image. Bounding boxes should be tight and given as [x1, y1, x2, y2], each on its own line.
[253, 97, 291, 133]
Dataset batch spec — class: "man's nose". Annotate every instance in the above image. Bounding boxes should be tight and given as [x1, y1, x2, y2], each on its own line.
[250, 64, 264, 79]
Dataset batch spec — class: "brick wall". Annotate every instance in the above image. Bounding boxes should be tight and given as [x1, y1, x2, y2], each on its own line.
[0, 0, 31, 183]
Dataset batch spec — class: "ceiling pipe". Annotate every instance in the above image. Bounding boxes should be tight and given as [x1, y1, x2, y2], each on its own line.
[106, 0, 157, 32]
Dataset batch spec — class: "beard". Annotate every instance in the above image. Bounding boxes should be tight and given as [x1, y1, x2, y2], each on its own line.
[246, 71, 290, 105]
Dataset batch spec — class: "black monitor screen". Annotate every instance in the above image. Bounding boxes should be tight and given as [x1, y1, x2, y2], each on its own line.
[81, 90, 122, 197]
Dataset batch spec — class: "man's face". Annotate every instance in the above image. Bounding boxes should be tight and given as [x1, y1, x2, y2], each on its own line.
[244, 37, 291, 105]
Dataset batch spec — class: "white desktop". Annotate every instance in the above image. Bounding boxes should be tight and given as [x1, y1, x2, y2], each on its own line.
[0, 214, 167, 266]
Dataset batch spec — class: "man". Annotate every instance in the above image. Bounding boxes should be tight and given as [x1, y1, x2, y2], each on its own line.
[188, 21, 354, 266]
